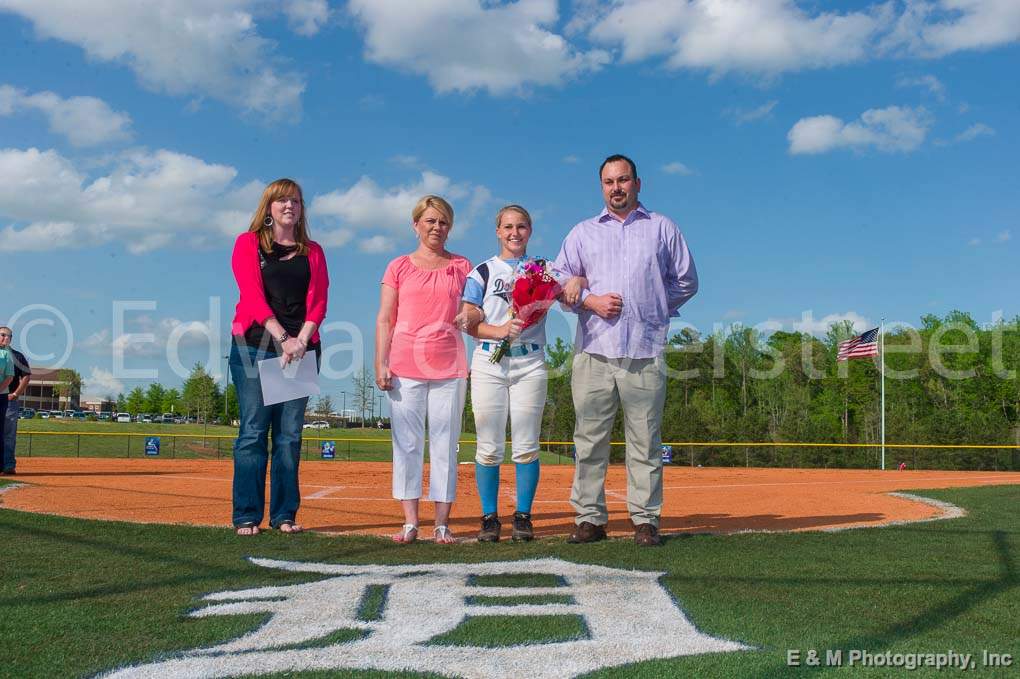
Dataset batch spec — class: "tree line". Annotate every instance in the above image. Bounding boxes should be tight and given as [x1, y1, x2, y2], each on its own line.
[104, 364, 239, 423]
[463, 311, 1020, 471]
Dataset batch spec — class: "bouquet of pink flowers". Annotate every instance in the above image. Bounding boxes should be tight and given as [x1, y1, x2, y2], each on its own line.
[490, 257, 562, 363]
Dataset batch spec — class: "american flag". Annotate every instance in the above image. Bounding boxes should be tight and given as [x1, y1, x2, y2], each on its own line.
[837, 327, 879, 361]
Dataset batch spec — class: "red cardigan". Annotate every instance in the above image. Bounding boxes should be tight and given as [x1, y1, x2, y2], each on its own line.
[230, 232, 329, 343]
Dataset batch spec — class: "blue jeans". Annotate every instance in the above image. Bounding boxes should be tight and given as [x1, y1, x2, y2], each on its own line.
[3, 398, 18, 472]
[0, 396, 8, 472]
[229, 339, 310, 528]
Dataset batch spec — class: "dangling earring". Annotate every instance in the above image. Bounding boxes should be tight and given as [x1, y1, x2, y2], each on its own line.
[264, 215, 274, 228]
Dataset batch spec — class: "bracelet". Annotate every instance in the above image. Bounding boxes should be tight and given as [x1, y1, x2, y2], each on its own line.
[276, 331, 289, 343]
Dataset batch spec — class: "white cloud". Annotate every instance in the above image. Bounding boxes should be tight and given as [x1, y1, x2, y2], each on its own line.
[82, 317, 215, 358]
[84, 366, 125, 399]
[0, 146, 260, 252]
[284, 0, 329, 36]
[787, 106, 932, 154]
[357, 94, 385, 111]
[662, 161, 695, 175]
[0, 0, 309, 119]
[792, 311, 873, 336]
[589, 0, 885, 75]
[955, 122, 995, 142]
[0, 221, 78, 251]
[315, 228, 354, 248]
[967, 237, 982, 246]
[996, 229, 1011, 243]
[390, 155, 420, 168]
[725, 100, 778, 125]
[358, 235, 395, 254]
[346, 0, 610, 95]
[896, 73, 946, 101]
[562, 154, 580, 164]
[587, 1, 1020, 77]
[885, 0, 1020, 57]
[310, 170, 493, 250]
[0, 85, 132, 147]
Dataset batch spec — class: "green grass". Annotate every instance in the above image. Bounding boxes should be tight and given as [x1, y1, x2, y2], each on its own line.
[14, 420, 575, 464]
[426, 614, 590, 646]
[1, 485, 1017, 678]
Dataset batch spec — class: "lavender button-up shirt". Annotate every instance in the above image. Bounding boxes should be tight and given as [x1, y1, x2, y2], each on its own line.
[554, 203, 698, 359]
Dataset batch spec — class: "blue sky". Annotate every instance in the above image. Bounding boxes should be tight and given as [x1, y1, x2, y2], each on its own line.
[0, 0, 1017, 406]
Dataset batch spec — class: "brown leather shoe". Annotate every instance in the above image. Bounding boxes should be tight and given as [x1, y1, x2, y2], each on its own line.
[567, 521, 607, 544]
[634, 523, 662, 547]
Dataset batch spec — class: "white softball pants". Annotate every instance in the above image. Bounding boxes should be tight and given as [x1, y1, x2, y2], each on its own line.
[388, 375, 466, 503]
[470, 350, 548, 466]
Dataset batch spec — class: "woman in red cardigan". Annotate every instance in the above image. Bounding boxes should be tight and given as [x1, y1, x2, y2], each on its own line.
[229, 178, 328, 536]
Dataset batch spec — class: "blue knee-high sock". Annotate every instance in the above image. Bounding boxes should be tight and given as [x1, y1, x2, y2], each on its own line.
[475, 463, 500, 515]
[515, 460, 540, 514]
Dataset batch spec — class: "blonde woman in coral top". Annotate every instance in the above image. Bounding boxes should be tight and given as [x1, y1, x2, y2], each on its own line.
[375, 195, 472, 544]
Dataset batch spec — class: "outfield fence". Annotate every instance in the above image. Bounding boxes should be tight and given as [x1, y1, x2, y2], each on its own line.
[11, 431, 1020, 471]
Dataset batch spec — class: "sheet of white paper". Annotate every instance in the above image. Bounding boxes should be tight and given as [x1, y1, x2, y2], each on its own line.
[258, 355, 320, 406]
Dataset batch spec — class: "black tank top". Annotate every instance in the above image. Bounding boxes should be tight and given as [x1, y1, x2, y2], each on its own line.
[243, 243, 320, 350]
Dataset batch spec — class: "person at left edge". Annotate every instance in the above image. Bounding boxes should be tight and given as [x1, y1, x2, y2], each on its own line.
[229, 178, 328, 537]
[0, 328, 14, 475]
[0, 326, 31, 475]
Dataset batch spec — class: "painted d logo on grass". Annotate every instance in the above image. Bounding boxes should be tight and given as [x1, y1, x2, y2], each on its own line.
[102, 557, 749, 678]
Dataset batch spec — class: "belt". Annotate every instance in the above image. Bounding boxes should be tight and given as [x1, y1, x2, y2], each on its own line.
[480, 342, 542, 358]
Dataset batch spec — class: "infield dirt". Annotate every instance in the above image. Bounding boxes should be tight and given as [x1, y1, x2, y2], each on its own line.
[4, 458, 1019, 539]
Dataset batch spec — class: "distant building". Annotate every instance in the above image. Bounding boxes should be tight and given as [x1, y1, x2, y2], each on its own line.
[20, 368, 81, 411]
[82, 398, 116, 413]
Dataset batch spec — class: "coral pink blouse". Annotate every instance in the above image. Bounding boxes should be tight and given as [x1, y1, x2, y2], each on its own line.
[382, 254, 472, 380]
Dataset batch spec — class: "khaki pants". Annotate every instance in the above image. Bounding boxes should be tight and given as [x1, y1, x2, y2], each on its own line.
[570, 352, 666, 527]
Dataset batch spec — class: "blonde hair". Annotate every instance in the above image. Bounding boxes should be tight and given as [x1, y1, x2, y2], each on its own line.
[411, 195, 454, 225]
[248, 178, 310, 255]
[495, 204, 532, 228]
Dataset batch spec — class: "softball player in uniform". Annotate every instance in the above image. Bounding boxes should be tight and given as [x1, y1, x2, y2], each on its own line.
[460, 205, 583, 542]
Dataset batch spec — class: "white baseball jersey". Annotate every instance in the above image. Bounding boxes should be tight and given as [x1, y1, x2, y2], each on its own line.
[462, 256, 547, 347]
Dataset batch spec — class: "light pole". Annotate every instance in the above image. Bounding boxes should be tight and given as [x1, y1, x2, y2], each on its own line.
[341, 391, 347, 426]
[222, 354, 230, 425]
[377, 394, 384, 423]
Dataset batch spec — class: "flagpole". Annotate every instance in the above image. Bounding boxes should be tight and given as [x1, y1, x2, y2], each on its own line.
[880, 317, 886, 471]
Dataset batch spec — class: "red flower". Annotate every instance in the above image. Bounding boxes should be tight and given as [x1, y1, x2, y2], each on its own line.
[512, 276, 560, 329]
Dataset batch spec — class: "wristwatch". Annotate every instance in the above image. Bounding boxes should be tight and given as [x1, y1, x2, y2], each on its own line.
[277, 331, 290, 343]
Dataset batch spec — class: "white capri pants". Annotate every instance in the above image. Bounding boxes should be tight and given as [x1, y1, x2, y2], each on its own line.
[388, 375, 466, 503]
[471, 350, 548, 466]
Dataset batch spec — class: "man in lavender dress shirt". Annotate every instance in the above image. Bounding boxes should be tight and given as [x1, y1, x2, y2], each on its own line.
[554, 154, 698, 546]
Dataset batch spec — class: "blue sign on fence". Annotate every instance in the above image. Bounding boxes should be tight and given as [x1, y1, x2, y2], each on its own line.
[661, 445, 673, 464]
[321, 441, 335, 460]
[145, 436, 160, 456]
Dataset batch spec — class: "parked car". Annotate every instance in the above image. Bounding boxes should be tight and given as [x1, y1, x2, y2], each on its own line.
[39, 410, 50, 419]
[63, 409, 75, 418]
[20, 408, 36, 419]
[303, 420, 330, 430]
[71, 411, 87, 420]
[158, 412, 175, 423]
[115, 412, 132, 423]
[97, 412, 112, 421]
